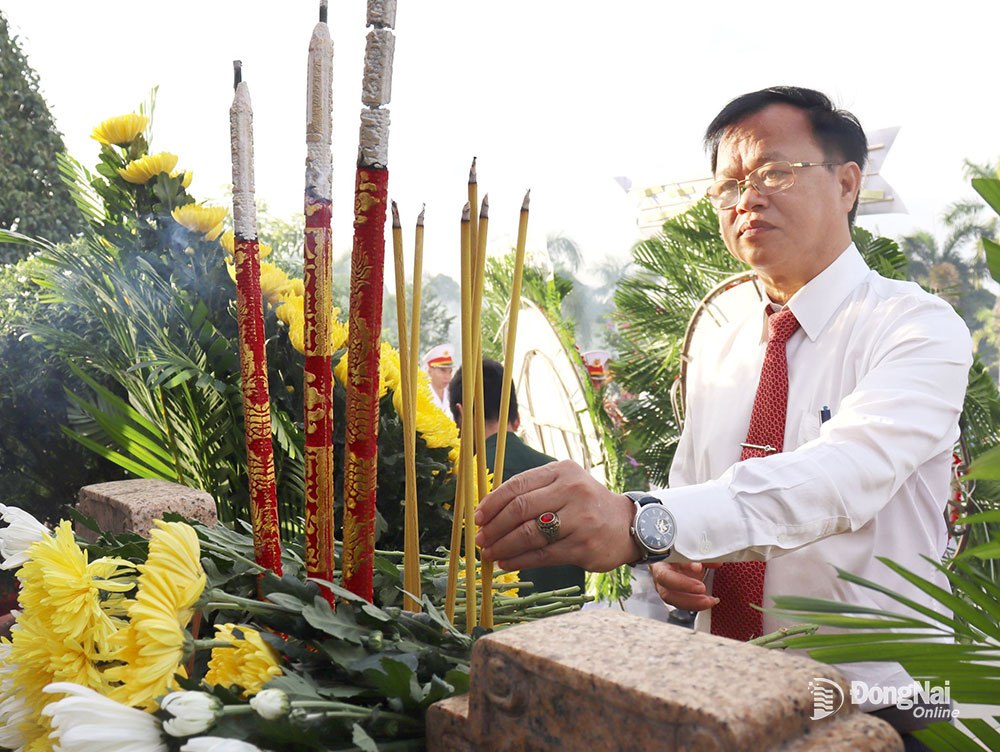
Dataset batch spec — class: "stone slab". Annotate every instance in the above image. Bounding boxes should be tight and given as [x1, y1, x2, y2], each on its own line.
[76, 479, 217, 541]
[428, 608, 901, 752]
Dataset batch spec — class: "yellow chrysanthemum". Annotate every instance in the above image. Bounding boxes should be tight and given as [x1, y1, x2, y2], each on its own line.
[459, 565, 520, 599]
[106, 520, 206, 710]
[170, 169, 194, 189]
[259, 262, 294, 303]
[219, 231, 272, 259]
[91, 113, 148, 146]
[4, 522, 133, 744]
[171, 203, 227, 242]
[274, 292, 303, 328]
[117, 152, 178, 184]
[205, 624, 282, 697]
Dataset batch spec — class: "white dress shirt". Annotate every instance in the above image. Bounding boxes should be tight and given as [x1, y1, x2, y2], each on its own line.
[650, 243, 972, 709]
[430, 385, 450, 415]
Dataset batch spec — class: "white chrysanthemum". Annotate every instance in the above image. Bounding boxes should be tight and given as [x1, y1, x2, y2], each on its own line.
[0, 692, 31, 749]
[41, 682, 168, 751]
[0, 503, 50, 570]
[181, 737, 268, 752]
[161, 691, 222, 737]
[249, 688, 289, 720]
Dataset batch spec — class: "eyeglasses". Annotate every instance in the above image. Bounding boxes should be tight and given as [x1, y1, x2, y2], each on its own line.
[705, 161, 841, 210]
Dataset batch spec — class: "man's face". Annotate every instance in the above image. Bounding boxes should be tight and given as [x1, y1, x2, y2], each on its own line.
[714, 103, 859, 299]
[429, 365, 452, 392]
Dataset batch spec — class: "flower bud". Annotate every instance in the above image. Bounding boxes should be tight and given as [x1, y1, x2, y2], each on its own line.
[161, 691, 223, 737]
[249, 688, 290, 721]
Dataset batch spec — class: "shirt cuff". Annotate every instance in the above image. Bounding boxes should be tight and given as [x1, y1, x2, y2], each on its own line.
[647, 478, 758, 563]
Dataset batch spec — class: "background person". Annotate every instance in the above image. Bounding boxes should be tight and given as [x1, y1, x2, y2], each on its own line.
[423, 343, 455, 415]
[450, 359, 587, 597]
[474, 86, 971, 747]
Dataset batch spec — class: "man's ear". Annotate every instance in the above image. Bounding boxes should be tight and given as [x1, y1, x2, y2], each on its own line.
[840, 161, 862, 211]
[511, 415, 520, 432]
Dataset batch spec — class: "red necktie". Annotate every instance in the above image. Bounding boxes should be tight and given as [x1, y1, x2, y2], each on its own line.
[710, 308, 800, 641]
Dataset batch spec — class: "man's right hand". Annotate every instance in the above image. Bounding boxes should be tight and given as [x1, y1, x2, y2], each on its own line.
[649, 561, 722, 611]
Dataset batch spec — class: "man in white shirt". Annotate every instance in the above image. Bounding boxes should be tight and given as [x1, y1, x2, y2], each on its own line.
[424, 344, 455, 415]
[475, 87, 971, 742]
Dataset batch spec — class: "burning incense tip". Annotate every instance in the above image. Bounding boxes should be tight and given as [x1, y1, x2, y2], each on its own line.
[480, 194, 489, 219]
[319, 0, 328, 23]
[462, 202, 471, 222]
[469, 157, 477, 183]
[522, 189, 531, 211]
[233, 60, 242, 89]
[391, 200, 401, 228]
[417, 204, 425, 226]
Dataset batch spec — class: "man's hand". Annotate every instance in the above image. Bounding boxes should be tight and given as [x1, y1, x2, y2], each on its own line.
[474, 460, 639, 572]
[649, 561, 722, 611]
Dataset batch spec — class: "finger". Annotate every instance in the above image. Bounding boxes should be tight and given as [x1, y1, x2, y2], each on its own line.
[493, 535, 578, 572]
[480, 514, 560, 563]
[475, 464, 559, 528]
[654, 584, 719, 611]
[475, 484, 565, 550]
[650, 566, 707, 595]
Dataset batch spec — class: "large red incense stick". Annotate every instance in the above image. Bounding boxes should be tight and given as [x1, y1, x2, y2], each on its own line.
[230, 62, 282, 575]
[303, 3, 336, 600]
[341, 1, 396, 601]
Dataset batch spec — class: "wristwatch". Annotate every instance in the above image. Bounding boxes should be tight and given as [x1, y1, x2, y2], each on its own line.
[624, 491, 676, 564]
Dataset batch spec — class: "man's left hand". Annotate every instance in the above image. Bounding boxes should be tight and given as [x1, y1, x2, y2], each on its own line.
[474, 460, 639, 572]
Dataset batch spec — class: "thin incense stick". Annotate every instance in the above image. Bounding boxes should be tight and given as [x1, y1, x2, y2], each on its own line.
[405, 207, 424, 604]
[446, 203, 473, 624]
[484, 190, 530, 621]
[472, 196, 494, 628]
[391, 202, 420, 611]
[303, 3, 336, 602]
[342, 2, 396, 601]
[230, 63, 282, 576]
[492, 190, 531, 489]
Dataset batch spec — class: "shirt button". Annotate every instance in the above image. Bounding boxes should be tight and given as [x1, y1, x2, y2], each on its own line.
[778, 533, 788, 545]
[700, 540, 712, 555]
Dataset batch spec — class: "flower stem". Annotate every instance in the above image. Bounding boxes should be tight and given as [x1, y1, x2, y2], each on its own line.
[749, 624, 819, 648]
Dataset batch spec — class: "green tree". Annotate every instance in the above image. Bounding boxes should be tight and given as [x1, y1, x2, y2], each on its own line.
[0, 10, 85, 263]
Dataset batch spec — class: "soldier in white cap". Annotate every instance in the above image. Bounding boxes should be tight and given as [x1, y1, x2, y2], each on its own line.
[424, 344, 455, 414]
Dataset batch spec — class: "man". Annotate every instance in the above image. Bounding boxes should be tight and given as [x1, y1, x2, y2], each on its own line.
[424, 344, 455, 414]
[475, 87, 971, 743]
[450, 359, 587, 597]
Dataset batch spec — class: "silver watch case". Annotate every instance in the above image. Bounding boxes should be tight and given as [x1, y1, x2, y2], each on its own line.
[625, 492, 676, 561]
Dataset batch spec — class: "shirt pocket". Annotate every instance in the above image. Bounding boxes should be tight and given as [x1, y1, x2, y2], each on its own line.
[789, 408, 822, 448]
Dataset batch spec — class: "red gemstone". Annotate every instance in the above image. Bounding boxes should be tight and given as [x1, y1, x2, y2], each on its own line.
[540, 513, 555, 523]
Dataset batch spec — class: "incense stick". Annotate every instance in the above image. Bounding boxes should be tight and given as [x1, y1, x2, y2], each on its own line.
[229, 64, 282, 576]
[303, 3, 336, 603]
[342, 2, 396, 601]
[391, 202, 420, 611]
[406, 207, 425, 604]
[445, 203, 473, 624]
[472, 196, 494, 628]
[483, 190, 531, 621]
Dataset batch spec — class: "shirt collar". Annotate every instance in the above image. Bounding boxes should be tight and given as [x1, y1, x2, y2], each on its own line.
[757, 242, 870, 343]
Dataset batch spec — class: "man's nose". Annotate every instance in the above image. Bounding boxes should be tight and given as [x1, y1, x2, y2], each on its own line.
[735, 180, 767, 213]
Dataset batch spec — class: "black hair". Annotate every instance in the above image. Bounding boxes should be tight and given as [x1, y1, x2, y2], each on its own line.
[704, 86, 867, 225]
[448, 358, 518, 426]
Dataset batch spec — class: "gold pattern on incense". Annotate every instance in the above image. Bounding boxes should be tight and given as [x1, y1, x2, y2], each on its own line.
[349, 250, 372, 292]
[353, 173, 380, 226]
[345, 391, 374, 445]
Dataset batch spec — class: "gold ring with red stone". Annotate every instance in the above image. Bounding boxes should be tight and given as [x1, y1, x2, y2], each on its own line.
[536, 511, 560, 543]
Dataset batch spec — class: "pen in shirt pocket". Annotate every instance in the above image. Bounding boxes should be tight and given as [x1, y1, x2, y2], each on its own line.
[820, 405, 832, 423]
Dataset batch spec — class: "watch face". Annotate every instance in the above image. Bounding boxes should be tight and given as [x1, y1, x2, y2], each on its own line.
[636, 504, 675, 553]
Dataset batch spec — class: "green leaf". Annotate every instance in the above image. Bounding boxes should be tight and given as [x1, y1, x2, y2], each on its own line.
[61, 426, 172, 480]
[958, 718, 1000, 750]
[964, 443, 1000, 480]
[972, 177, 1000, 216]
[913, 721, 984, 752]
[351, 723, 379, 752]
[982, 238, 1000, 287]
[301, 596, 368, 644]
[358, 655, 421, 703]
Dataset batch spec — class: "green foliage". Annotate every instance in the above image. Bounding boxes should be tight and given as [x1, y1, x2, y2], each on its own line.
[0, 11, 86, 263]
[380, 282, 454, 354]
[0, 250, 126, 521]
[612, 199, 742, 485]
